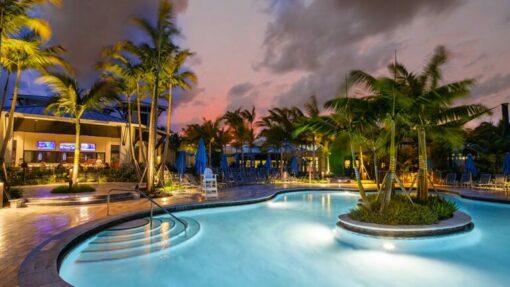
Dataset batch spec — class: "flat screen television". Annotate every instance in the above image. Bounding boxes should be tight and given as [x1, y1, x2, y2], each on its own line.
[37, 141, 56, 150]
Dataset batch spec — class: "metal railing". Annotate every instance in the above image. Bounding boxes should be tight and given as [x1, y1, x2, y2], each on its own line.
[106, 188, 188, 236]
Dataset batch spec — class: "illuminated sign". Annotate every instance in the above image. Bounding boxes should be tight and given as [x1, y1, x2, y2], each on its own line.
[37, 141, 56, 150]
[59, 143, 96, 151]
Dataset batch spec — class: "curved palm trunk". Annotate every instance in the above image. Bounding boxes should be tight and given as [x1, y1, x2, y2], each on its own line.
[312, 134, 316, 178]
[72, 119, 81, 185]
[380, 119, 397, 212]
[350, 136, 370, 209]
[136, 96, 147, 165]
[0, 66, 22, 169]
[127, 96, 142, 179]
[0, 72, 10, 120]
[417, 127, 428, 201]
[160, 87, 172, 184]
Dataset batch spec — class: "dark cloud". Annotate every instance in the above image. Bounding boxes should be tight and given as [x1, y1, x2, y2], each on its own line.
[470, 73, 510, 101]
[39, 0, 188, 86]
[227, 82, 255, 98]
[173, 85, 205, 107]
[259, 0, 463, 107]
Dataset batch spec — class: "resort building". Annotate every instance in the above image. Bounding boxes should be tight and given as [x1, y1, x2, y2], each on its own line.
[0, 94, 165, 168]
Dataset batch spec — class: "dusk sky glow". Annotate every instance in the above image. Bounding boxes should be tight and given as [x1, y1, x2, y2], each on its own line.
[17, 0, 510, 130]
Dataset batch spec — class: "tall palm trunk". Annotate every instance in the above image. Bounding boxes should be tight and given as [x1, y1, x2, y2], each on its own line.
[350, 136, 370, 209]
[208, 141, 212, 167]
[417, 127, 428, 201]
[0, 72, 10, 120]
[160, 87, 172, 183]
[146, 86, 158, 192]
[136, 93, 147, 166]
[127, 95, 142, 178]
[72, 119, 81, 185]
[372, 145, 380, 191]
[0, 66, 21, 167]
[312, 133, 316, 178]
[380, 119, 397, 212]
[280, 147, 284, 178]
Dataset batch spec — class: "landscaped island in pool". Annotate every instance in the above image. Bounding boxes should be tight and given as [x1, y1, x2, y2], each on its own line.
[59, 191, 510, 287]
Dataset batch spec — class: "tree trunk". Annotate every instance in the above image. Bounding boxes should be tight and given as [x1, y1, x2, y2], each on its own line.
[0, 66, 21, 165]
[208, 141, 212, 167]
[146, 84, 158, 192]
[417, 127, 428, 201]
[0, 72, 10, 120]
[72, 119, 81, 186]
[373, 145, 380, 191]
[136, 96, 147, 165]
[127, 96, 141, 178]
[380, 119, 397, 212]
[312, 133, 316, 178]
[160, 87, 172, 184]
[350, 138, 370, 209]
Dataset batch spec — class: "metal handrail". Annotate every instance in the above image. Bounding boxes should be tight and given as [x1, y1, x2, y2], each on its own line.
[106, 188, 188, 235]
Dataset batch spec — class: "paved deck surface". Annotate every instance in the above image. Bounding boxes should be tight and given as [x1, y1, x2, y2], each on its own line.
[1, 182, 509, 286]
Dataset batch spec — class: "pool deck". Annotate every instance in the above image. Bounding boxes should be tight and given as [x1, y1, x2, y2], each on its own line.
[2, 183, 510, 286]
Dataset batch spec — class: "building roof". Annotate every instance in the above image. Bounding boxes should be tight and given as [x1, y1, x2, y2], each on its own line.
[4, 105, 127, 124]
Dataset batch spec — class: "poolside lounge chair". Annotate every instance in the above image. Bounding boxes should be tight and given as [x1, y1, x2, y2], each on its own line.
[459, 173, 472, 188]
[492, 174, 507, 191]
[201, 168, 218, 198]
[475, 173, 492, 190]
[444, 173, 457, 186]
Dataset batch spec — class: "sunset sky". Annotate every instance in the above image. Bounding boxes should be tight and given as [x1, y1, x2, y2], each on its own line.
[18, 0, 510, 130]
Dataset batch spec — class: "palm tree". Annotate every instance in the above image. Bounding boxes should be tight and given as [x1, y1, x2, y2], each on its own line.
[224, 109, 250, 168]
[240, 106, 256, 166]
[388, 46, 490, 201]
[182, 118, 222, 166]
[38, 73, 120, 185]
[131, 0, 179, 192]
[98, 42, 145, 178]
[0, 34, 70, 171]
[296, 94, 377, 209]
[303, 95, 321, 177]
[159, 49, 197, 182]
[258, 107, 304, 176]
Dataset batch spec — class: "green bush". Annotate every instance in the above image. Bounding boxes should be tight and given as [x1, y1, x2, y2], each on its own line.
[51, 184, 96, 194]
[7, 187, 23, 199]
[349, 194, 457, 225]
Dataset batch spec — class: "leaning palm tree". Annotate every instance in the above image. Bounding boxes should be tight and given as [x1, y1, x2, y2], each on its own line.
[303, 95, 321, 177]
[159, 49, 197, 182]
[0, 34, 70, 173]
[38, 73, 120, 186]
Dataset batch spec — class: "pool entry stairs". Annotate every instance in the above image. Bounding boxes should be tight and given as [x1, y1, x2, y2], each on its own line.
[75, 216, 199, 262]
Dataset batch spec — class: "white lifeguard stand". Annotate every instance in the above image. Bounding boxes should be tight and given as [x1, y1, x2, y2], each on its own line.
[201, 168, 218, 198]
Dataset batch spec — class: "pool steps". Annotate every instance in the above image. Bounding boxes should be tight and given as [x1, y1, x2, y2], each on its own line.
[75, 217, 199, 262]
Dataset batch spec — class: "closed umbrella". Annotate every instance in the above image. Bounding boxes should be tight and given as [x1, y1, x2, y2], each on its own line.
[195, 138, 207, 175]
[465, 154, 477, 177]
[289, 156, 299, 176]
[265, 153, 272, 172]
[175, 151, 186, 176]
[220, 154, 229, 172]
[503, 152, 510, 176]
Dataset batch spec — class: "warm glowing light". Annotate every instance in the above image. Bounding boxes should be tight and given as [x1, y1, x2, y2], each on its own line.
[383, 242, 396, 251]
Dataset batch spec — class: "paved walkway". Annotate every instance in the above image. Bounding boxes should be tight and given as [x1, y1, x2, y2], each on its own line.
[1, 183, 509, 286]
[18, 182, 139, 199]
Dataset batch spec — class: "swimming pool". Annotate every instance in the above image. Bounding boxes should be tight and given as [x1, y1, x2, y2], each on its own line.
[60, 191, 510, 287]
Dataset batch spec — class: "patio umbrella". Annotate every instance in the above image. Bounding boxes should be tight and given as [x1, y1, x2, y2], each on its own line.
[195, 138, 207, 175]
[465, 154, 477, 177]
[175, 151, 186, 176]
[220, 154, 229, 172]
[289, 156, 299, 176]
[503, 152, 510, 176]
[265, 153, 272, 172]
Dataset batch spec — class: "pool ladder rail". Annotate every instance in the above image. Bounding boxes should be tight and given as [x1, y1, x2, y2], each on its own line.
[106, 188, 188, 236]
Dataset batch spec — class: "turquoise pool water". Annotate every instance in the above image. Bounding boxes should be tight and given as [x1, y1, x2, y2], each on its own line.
[60, 191, 510, 287]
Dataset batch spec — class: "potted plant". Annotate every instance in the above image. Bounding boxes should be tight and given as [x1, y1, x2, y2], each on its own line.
[7, 188, 25, 208]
